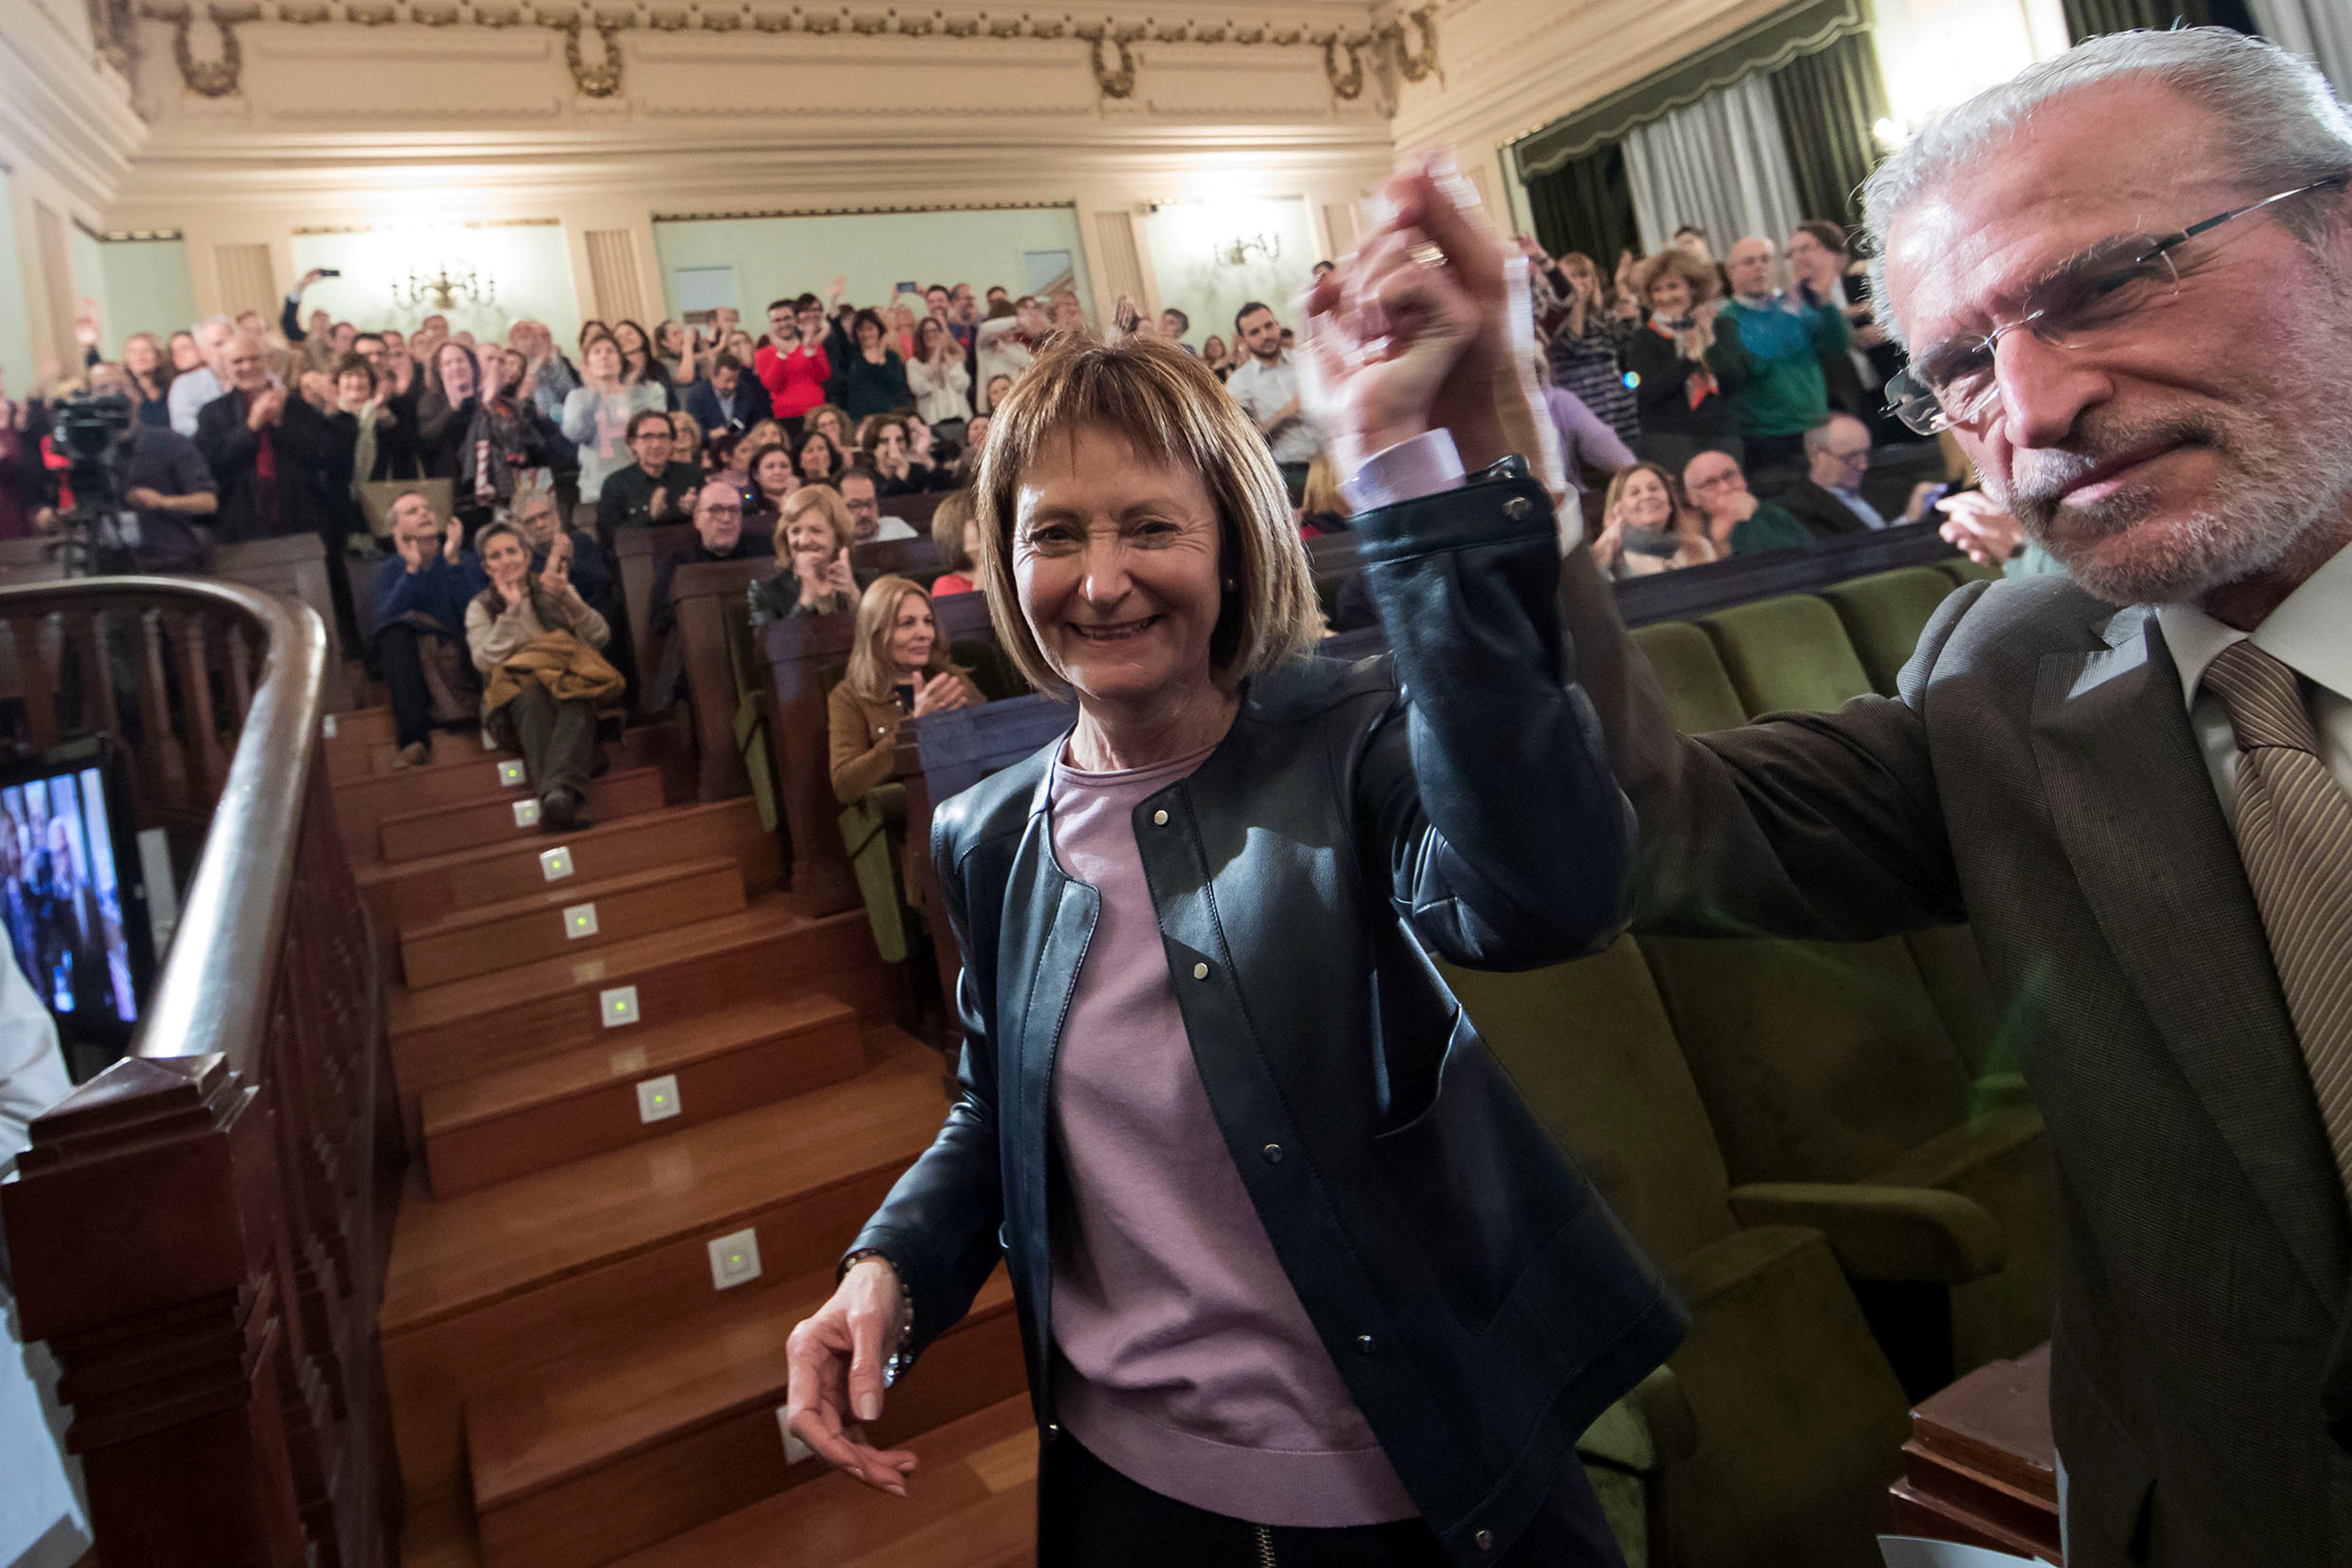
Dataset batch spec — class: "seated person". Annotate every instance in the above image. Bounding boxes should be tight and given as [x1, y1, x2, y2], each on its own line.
[595, 409, 701, 535]
[839, 469, 916, 543]
[372, 491, 489, 765]
[748, 485, 859, 624]
[465, 520, 618, 831]
[510, 481, 615, 622]
[859, 415, 933, 497]
[927, 489, 980, 596]
[683, 354, 756, 439]
[1683, 447, 1811, 557]
[651, 479, 765, 639]
[1589, 461, 1717, 578]
[796, 429, 842, 487]
[743, 439, 799, 525]
[1780, 413, 1943, 538]
[825, 573, 984, 805]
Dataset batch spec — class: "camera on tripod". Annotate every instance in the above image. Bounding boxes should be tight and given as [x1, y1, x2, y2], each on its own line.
[47, 391, 134, 576]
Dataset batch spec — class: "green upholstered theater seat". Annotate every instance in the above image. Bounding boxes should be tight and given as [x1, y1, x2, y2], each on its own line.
[1820, 568, 1967, 698]
[1700, 594, 1878, 717]
[1635, 597, 2055, 1381]
[1442, 944, 1918, 1568]
[1627, 622, 1750, 735]
[1938, 556, 2003, 586]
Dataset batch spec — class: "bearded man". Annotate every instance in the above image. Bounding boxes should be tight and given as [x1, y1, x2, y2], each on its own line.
[1517, 26, 2352, 1567]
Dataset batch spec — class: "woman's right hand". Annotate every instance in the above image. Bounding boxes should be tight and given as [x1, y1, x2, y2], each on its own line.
[782, 1258, 919, 1495]
[910, 671, 968, 718]
[1591, 514, 1625, 573]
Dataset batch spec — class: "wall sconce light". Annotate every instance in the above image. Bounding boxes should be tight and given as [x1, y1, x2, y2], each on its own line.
[1213, 232, 1282, 268]
[392, 260, 497, 312]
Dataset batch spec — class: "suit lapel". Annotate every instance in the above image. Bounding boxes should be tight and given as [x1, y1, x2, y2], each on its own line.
[2032, 609, 2350, 1308]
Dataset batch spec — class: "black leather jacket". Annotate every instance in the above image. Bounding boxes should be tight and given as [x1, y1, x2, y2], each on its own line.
[848, 465, 1684, 1562]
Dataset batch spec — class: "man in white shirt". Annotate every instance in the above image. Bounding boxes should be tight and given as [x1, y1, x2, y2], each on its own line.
[164, 315, 236, 438]
[838, 470, 916, 544]
[1223, 301, 1322, 503]
[1307, 27, 2352, 1565]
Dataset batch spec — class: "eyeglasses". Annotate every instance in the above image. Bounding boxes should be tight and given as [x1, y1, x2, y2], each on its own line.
[1885, 171, 2350, 435]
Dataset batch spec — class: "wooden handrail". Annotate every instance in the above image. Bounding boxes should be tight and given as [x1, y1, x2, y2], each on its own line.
[1, 579, 390, 1568]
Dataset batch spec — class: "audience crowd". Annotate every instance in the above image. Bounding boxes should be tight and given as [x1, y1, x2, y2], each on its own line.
[0, 214, 1944, 819]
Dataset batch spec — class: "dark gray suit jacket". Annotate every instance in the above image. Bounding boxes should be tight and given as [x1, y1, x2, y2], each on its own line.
[1559, 547, 2352, 1565]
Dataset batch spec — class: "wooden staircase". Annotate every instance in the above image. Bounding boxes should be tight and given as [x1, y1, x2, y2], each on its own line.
[329, 708, 1035, 1567]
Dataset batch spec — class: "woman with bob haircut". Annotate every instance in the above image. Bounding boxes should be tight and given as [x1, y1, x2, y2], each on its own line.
[747, 483, 860, 624]
[1620, 247, 1745, 475]
[825, 574, 985, 805]
[784, 165, 1672, 1566]
[926, 489, 981, 596]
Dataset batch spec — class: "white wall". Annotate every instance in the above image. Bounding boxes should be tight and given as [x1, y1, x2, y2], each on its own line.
[93, 238, 200, 351]
[1139, 194, 1321, 346]
[0, 170, 34, 396]
[652, 207, 1095, 326]
[287, 225, 584, 349]
[1872, 0, 2070, 135]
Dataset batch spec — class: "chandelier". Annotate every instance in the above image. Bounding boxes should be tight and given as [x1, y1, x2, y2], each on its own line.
[391, 260, 497, 312]
[1212, 232, 1282, 268]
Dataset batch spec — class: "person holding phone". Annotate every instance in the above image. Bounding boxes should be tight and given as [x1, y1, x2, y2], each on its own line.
[824, 573, 984, 806]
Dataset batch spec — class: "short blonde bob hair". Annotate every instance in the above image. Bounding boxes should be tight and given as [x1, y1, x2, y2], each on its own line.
[1636, 247, 1719, 307]
[973, 334, 1320, 697]
[774, 483, 853, 560]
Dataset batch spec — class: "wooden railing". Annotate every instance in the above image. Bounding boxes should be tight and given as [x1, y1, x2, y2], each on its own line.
[0, 579, 393, 1568]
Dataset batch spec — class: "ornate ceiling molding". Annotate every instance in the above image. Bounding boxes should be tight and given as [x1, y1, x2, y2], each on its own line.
[134, 1, 1435, 103]
[654, 197, 1076, 221]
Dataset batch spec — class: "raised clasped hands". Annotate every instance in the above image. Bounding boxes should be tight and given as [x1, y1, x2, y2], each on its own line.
[1299, 159, 1520, 483]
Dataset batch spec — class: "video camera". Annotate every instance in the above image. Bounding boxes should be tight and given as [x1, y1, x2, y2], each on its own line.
[47, 390, 134, 576]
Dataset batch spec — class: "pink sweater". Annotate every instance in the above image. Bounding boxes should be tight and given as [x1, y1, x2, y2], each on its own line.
[1044, 742, 1417, 1527]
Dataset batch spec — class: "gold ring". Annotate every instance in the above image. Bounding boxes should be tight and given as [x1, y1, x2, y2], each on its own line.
[1409, 241, 1446, 269]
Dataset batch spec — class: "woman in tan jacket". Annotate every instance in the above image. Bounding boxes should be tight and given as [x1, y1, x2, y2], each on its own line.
[465, 520, 617, 830]
[826, 574, 984, 805]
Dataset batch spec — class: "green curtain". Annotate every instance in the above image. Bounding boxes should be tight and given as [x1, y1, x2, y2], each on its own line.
[1768, 30, 1890, 230]
[2062, 0, 2252, 40]
[1526, 144, 1642, 273]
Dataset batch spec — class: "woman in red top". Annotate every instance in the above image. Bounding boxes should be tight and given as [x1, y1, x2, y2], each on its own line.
[753, 317, 831, 430]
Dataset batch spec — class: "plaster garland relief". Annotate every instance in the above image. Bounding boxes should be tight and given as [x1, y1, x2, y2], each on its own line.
[135, 0, 1434, 104]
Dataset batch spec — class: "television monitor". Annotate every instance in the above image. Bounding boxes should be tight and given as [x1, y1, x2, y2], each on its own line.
[0, 739, 154, 1045]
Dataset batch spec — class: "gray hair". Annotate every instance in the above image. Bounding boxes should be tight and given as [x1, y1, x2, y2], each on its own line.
[1862, 27, 2352, 344]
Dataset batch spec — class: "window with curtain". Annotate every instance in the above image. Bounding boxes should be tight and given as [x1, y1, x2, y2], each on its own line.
[1524, 144, 1642, 268]
[1768, 30, 1890, 229]
[2063, 0, 2256, 41]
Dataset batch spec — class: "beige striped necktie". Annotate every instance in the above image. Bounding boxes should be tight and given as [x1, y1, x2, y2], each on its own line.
[2202, 638, 2352, 1190]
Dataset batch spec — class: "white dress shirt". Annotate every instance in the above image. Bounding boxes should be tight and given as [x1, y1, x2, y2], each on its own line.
[165, 367, 223, 438]
[1226, 352, 1322, 466]
[2154, 540, 2352, 830]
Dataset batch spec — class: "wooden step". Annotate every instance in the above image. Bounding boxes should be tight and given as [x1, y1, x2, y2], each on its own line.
[401, 856, 746, 989]
[611, 1395, 1037, 1568]
[379, 766, 665, 863]
[324, 709, 396, 787]
[366, 727, 496, 776]
[356, 798, 780, 966]
[385, 899, 892, 1129]
[382, 1040, 948, 1511]
[419, 995, 865, 1197]
[469, 1270, 1023, 1568]
[346, 731, 667, 862]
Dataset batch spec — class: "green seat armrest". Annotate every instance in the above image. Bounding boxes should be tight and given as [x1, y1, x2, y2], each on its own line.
[1576, 1365, 1696, 1474]
[1973, 1071, 2035, 1115]
[1727, 1182, 2006, 1284]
